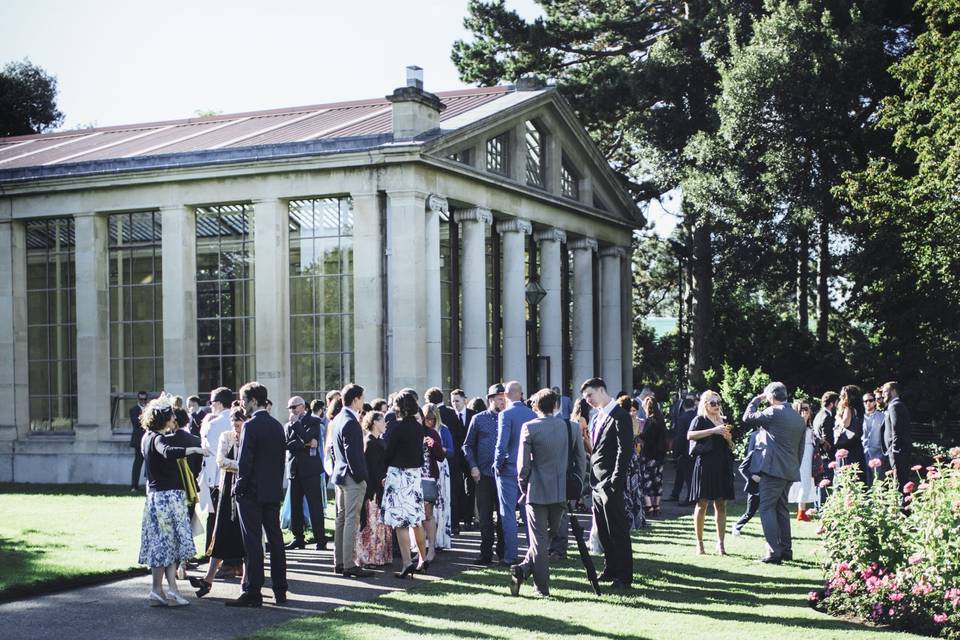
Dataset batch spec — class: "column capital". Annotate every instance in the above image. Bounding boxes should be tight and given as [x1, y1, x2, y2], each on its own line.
[534, 227, 567, 244]
[496, 217, 532, 235]
[453, 207, 493, 225]
[426, 193, 449, 216]
[600, 245, 627, 259]
[569, 237, 598, 252]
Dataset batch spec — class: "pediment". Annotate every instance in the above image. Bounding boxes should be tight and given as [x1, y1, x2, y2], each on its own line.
[423, 88, 642, 229]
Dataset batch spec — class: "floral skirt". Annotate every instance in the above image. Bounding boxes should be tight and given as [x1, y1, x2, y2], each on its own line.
[139, 489, 196, 567]
[640, 457, 664, 500]
[381, 466, 425, 529]
[356, 500, 393, 566]
[623, 453, 647, 529]
[434, 460, 452, 550]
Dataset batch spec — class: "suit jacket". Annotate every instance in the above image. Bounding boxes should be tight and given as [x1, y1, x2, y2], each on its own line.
[440, 404, 466, 459]
[813, 408, 835, 453]
[286, 412, 325, 479]
[589, 403, 633, 494]
[883, 398, 912, 466]
[235, 409, 287, 503]
[332, 408, 368, 485]
[739, 430, 760, 495]
[559, 396, 572, 421]
[495, 400, 537, 474]
[129, 404, 145, 448]
[518, 415, 569, 505]
[673, 409, 696, 457]
[742, 399, 807, 482]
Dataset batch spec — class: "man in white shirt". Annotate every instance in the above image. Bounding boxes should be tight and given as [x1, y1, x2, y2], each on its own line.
[199, 386, 234, 551]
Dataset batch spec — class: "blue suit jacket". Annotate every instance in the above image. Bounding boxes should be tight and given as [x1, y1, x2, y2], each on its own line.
[236, 409, 287, 503]
[495, 400, 536, 475]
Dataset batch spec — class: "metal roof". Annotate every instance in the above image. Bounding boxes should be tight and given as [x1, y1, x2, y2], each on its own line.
[0, 87, 513, 171]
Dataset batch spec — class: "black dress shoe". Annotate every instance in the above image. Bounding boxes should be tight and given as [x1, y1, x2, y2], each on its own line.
[760, 555, 783, 564]
[334, 564, 344, 574]
[226, 593, 262, 607]
[609, 579, 632, 590]
[314, 540, 328, 551]
[597, 570, 616, 583]
[284, 539, 306, 550]
[188, 576, 212, 598]
[474, 555, 493, 565]
[781, 550, 794, 561]
[344, 566, 375, 578]
[273, 590, 287, 605]
[509, 564, 524, 597]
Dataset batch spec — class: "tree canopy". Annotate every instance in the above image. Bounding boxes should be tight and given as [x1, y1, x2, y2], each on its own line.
[0, 58, 64, 137]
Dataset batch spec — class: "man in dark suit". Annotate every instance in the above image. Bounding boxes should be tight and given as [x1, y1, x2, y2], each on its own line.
[743, 382, 807, 564]
[881, 381, 912, 493]
[667, 394, 696, 504]
[450, 388, 476, 529]
[331, 383, 372, 578]
[813, 391, 838, 504]
[284, 395, 328, 551]
[732, 428, 761, 536]
[228, 381, 288, 607]
[187, 395, 210, 437]
[582, 377, 634, 589]
[128, 391, 148, 492]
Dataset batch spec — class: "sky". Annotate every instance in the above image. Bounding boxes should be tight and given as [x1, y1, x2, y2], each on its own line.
[0, 0, 678, 233]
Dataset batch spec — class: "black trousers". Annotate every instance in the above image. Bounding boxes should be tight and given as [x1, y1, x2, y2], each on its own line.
[670, 455, 693, 500]
[205, 486, 220, 555]
[462, 466, 477, 525]
[448, 457, 462, 530]
[237, 495, 287, 597]
[734, 492, 760, 532]
[592, 486, 632, 585]
[290, 473, 327, 543]
[476, 475, 504, 560]
[131, 448, 144, 489]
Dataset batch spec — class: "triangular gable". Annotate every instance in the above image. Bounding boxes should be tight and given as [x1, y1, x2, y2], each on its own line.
[423, 88, 643, 229]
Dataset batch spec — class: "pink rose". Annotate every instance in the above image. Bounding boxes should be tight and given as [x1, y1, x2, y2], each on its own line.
[949, 446, 960, 458]
[953, 459, 960, 470]
[953, 500, 960, 511]
[911, 464, 923, 471]
[836, 448, 849, 459]
[928, 469, 940, 479]
[890, 592, 904, 602]
[828, 461, 838, 469]
[934, 613, 948, 625]
[837, 562, 850, 573]
[909, 553, 924, 565]
[919, 482, 929, 490]
[819, 478, 831, 488]
[904, 481, 916, 493]
[808, 590, 820, 601]
[868, 458, 882, 469]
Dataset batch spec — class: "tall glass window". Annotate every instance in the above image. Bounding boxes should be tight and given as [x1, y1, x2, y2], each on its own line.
[288, 197, 353, 401]
[109, 212, 163, 428]
[196, 204, 256, 396]
[525, 121, 545, 187]
[486, 133, 508, 175]
[561, 156, 580, 200]
[26, 218, 77, 432]
[440, 220, 453, 391]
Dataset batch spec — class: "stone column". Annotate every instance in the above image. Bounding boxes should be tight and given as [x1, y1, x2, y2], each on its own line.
[621, 250, 634, 395]
[253, 198, 290, 420]
[425, 194, 447, 388]
[0, 220, 28, 444]
[74, 213, 111, 438]
[497, 217, 531, 386]
[386, 190, 428, 393]
[161, 205, 198, 399]
[352, 192, 384, 397]
[454, 207, 492, 398]
[599, 246, 625, 392]
[570, 238, 597, 391]
[535, 227, 566, 390]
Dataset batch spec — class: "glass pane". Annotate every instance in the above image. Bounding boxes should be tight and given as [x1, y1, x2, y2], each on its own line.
[28, 326, 49, 360]
[291, 316, 315, 354]
[27, 290, 48, 324]
[197, 281, 220, 319]
[317, 276, 340, 312]
[291, 356, 315, 398]
[131, 358, 156, 392]
[290, 277, 313, 316]
[132, 322, 156, 358]
[198, 320, 219, 356]
[130, 286, 154, 321]
[198, 357, 220, 395]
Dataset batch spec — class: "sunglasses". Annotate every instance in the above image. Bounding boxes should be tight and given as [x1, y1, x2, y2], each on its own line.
[801, 407, 810, 412]
[708, 401, 720, 407]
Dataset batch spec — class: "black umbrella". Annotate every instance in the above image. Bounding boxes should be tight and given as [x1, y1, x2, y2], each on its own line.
[568, 512, 602, 596]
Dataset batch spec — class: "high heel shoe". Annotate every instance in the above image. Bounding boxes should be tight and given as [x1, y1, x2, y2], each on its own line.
[394, 561, 417, 579]
[420, 559, 431, 572]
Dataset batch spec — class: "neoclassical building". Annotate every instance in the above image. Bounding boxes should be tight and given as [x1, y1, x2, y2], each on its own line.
[0, 69, 641, 483]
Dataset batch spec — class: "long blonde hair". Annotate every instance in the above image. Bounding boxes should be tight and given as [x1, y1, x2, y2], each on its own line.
[697, 390, 721, 418]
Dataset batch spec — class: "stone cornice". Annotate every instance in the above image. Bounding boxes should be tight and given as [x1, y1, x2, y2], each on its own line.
[453, 207, 493, 225]
[496, 217, 532, 235]
[534, 227, 566, 244]
[568, 238, 598, 252]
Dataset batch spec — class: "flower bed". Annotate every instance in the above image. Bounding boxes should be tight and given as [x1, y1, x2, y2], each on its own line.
[809, 447, 960, 637]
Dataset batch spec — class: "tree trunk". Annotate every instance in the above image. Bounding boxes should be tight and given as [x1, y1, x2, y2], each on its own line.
[797, 223, 809, 332]
[687, 221, 712, 388]
[816, 212, 830, 346]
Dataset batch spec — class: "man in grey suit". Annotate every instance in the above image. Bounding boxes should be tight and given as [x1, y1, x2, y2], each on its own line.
[881, 381, 912, 494]
[510, 388, 570, 598]
[743, 381, 807, 564]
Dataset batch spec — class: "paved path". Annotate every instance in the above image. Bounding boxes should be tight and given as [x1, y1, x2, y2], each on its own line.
[0, 527, 505, 640]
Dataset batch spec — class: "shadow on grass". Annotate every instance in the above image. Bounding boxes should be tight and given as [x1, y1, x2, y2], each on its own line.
[0, 483, 138, 497]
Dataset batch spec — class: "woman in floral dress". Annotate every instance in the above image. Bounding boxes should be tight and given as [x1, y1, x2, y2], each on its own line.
[356, 411, 392, 566]
[619, 395, 647, 530]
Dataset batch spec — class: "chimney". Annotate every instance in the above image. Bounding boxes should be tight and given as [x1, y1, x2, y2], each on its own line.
[386, 65, 446, 140]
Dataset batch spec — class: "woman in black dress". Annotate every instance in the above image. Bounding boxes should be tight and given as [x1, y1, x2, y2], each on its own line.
[687, 390, 735, 555]
[834, 384, 865, 475]
[190, 406, 247, 597]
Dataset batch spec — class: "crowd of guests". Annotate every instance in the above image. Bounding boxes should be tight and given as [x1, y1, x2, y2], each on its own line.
[667, 380, 912, 563]
[133, 375, 676, 605]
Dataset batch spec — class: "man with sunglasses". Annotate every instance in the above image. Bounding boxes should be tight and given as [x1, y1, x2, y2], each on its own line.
[861, 392, 887, 486]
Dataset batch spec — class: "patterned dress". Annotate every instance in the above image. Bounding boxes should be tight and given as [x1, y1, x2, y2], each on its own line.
[623, 429, 647, 529]
[381, 466, 425, 528]
[139, 489, 196, 567]
[356, 500, 393, 566]
[434, 458, 453, 550]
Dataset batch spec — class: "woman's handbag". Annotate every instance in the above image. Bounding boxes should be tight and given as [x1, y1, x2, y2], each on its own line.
[421, 478, 439, 503]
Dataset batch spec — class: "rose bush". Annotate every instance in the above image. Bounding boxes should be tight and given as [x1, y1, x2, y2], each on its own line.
[811, 450, 960, 638]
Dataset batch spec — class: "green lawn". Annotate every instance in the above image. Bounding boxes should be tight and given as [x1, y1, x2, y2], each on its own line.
[246, 508, 928, 640]
[0, 483, 146, 598]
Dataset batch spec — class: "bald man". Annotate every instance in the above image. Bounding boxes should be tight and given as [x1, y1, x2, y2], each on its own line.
[284, 395, 328, 550]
